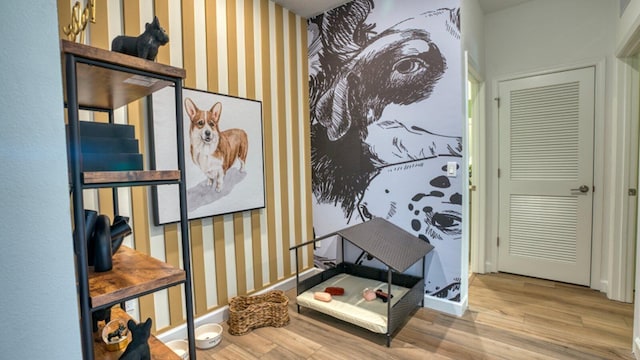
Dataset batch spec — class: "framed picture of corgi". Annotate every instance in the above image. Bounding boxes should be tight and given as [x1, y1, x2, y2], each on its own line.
[149, 86, 266, 225]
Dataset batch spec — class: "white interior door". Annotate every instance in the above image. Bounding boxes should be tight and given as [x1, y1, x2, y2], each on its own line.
[498, 67, 595, 286]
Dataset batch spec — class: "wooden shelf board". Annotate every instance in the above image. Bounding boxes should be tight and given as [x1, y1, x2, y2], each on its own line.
[61, 40, 186, 110]
[82, 170, 181, 185]
[93, 307, 181, 360]
[89, 246, 185, 309]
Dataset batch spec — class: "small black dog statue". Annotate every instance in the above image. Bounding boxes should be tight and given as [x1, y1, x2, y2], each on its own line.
[107, 323, 127, 342]
[119, 318, 152, 360]
[111, 16, 168, 61]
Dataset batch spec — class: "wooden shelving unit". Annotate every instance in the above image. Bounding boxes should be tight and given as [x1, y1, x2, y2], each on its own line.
[62, 39, 196, 360]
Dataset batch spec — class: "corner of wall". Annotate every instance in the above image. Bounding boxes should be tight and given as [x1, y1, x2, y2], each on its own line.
[424, 294, 467, 317]
[461, 0, 486, 76]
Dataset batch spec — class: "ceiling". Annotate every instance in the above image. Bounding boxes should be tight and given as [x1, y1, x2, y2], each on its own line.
[272, 0, 350, 18]
[273, 0, 533, 18]
[477, 0, 532, 14]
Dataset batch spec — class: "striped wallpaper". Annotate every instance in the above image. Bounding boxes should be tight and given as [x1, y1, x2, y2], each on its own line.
[58, 0, 313, 334]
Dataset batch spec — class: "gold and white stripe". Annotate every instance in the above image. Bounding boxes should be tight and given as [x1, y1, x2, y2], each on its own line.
[58, 0, 313, 334]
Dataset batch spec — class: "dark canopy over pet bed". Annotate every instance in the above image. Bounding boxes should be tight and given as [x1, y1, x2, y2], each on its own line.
[290, 218, 434, 346]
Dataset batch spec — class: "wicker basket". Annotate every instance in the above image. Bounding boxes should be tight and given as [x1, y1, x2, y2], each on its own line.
[227, 290, 290, 335]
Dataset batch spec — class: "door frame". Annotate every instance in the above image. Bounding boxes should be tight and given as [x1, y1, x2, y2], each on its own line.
[615, 54, 639, 303]
[489, 59, 607, 292]
[618, 6, 640, 353]
[467, 61, 487, 275]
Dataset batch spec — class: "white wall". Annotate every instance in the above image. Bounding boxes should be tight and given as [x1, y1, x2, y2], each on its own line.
[485, 0, 616, 75]
[0, 1, 82, 359]
[483, 0, 618, 288]
[461, 0, 485, 76]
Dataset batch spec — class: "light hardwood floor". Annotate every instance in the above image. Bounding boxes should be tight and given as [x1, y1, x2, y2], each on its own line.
[195, 273, 635, 359]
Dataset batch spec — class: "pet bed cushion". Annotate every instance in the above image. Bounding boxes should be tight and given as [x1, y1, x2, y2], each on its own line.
[296, 273, 410, 334]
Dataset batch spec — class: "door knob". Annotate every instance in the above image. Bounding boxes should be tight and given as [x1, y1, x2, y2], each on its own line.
[570, 185, 589, 193]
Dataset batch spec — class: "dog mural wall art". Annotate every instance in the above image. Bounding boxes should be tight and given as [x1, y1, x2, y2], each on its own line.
[309, 0, 464, 301]
[151, 87, 266, 225]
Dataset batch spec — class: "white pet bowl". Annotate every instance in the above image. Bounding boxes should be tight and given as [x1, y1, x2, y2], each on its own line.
[165, 339, 189, 360]
[194, 323, 223, 349]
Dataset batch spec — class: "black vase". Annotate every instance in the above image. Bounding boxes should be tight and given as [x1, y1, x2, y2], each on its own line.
[110, 215, 131, 254]
[93, 215, 113, 272]
[83, 210, 98, 264]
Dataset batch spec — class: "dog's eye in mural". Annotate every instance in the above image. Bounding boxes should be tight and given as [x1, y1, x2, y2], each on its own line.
[393, 56, 427, 75]
[432, 212, 461, 232]
[309, 0, 463, 303]
[406, 183, 462, 241]
[312, 29, 446, 144]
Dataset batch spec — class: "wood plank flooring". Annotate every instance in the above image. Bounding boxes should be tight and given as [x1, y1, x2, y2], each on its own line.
[194, 273, 635, 359]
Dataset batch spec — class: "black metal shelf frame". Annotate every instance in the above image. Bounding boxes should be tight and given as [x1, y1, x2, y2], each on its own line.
[64, 52, 196, 360]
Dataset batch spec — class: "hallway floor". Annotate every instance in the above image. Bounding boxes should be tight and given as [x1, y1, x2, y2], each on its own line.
[195, 272, 635, 359]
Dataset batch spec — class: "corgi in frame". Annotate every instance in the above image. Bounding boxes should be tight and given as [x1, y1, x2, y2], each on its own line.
[185, 97, 248, 192]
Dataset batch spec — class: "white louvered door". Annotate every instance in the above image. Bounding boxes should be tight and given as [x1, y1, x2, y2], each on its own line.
[498, 67, 594, 286]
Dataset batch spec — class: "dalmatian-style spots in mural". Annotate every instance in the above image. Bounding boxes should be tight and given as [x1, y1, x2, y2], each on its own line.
[409, 175, 464, 241]
[355, 157, 463, 299]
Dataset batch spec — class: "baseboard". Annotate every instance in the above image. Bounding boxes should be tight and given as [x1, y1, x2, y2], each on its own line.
[600, 279, 609, 294]
[157, 267, 320, 343]
[423, 293, 467, 317]
[485, 261, 494, 272]
[634, 337, 640, 359]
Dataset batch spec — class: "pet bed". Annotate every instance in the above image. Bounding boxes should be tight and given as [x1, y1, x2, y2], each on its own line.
[290, 218, 434, 347]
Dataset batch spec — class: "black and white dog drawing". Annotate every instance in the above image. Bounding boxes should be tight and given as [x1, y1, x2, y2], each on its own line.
[309, 0, 463, 301]
[310, 0, 461, 218]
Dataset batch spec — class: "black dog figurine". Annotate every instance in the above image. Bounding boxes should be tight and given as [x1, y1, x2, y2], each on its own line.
[119, 318, 152, 360]
[111, 16, 168, 61]
[107, 323, 127, 342]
